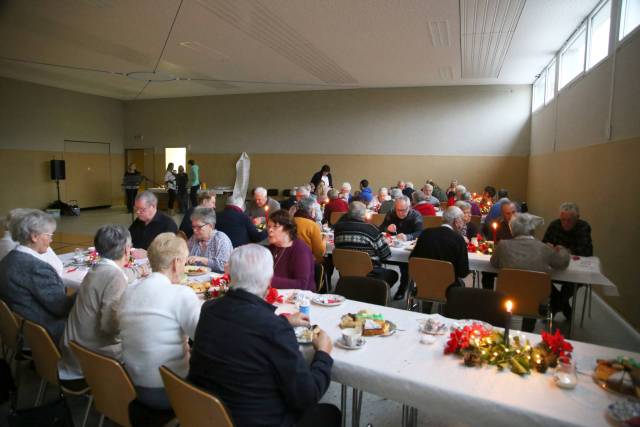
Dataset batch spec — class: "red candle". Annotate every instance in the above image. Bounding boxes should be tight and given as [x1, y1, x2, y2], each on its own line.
[492, 222, 498, 242]
[264, 205, 269, 221]
[504, 300, 513, 346]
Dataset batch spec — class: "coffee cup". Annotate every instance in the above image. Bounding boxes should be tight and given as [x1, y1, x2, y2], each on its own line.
[342, 328, 362, 347]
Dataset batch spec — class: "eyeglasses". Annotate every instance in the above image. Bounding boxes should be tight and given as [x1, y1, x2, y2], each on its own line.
[192, 223, 211, 231]
[42, 233, 54, 239]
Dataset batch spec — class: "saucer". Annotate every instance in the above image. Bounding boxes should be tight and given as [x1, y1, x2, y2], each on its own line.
[335, 337, 366, 350]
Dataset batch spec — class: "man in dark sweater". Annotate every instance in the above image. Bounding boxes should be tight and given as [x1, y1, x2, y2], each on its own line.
[216, 196, 267, 247]
[334, 202, 399, 286]
[410, 206, 470, 292]
[482, 201, 517, 289]
[188, 244, 339, 427]
[129, 191, 177, 249]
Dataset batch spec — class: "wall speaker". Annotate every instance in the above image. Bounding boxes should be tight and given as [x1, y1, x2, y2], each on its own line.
[50, 159, 66, 180]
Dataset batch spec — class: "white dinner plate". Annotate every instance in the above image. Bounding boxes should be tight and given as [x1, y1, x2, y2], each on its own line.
[312, 294, 346, 306]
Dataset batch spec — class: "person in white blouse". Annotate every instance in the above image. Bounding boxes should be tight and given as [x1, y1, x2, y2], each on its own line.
[117, 232, 202, 410]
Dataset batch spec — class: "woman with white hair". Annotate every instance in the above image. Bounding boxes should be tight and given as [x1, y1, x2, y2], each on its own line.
[339, 182, 352, 203]
[118, 233, 202, 409]
[454, 201, 481, 242]
[217, 195, 268, 248]
[293, 197, 326, 262]
[187, 206, 233, 273]
[0, 209, 74, 343]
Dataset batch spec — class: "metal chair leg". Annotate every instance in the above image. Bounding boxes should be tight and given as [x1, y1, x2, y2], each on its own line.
[401, 404, 407, 426]
[35, 378, 46, 405]
[97, 414, 105, 427]
[80, 395, 93, 427]
[341, 384, 347, 427]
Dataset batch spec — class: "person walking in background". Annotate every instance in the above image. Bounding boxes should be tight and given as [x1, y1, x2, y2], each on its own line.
[164, 162, 177, 214]
[188, 159, 200, 208]
[122, 163, 142, 214]
[175, 165, 189, 213]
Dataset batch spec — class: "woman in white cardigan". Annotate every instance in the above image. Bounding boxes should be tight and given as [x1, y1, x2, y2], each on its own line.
[118, 232, 202, 410]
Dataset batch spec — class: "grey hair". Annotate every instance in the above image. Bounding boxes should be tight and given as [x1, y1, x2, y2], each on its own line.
[328, 189, 339, 199]
[191, 206, 217, 227]
[406, 182, 414, 189]
[463, 192, 473, 201]
[424, 183, 433, 191]
[395, 195, 411, 206]
[341, 182, 352, 191]
[390, 188, 403, 199]
[298, 197, 316, 216]
[228, 244, 274, 297]
[455, 201, 471, 211]
[226, 195, 244, 208]
[253, 187, 267, 197]
[135, 190, 158, 207]
[412, 191, 426, 203]
[94, 224, 131, 260]
[5, 208, 34, 237]
[348, 201, 367, 220]
[442, 206, 464, 225]
[455, 185, 467, 193]
[296, 186, 311, 197]
[510, 213, 544, 237]
[11, 209, 56, 245]
[379, 187, 389, 195]
[560, 202, 580, 216]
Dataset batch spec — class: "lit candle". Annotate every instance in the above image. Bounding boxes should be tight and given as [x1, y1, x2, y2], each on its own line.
[504, 300, 513, 346]
[325, 198, 330, 204]
[365, 212, 372, 221]
[492, 221, 498, 242]
[264, 205, 269, 221]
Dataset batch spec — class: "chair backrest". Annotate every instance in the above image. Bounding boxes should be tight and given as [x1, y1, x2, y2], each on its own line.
[159, 366, 234, 427]
[314, 263, 325, 293]
[369, 213, 386, 227]
[332, 249, 373, 277]
[443, 287, 508, 328]
[69, 340, 136, 427]
[0, 300, 20, 352]
[335, 277, 389, 306]
[330, 211, 345, 225]
[470, 215, 482, 226]
[409, 257, 455, 303]
[282, 189, 292, 197]
[267, 188, 279, 197]
[495, 268, 551, 318]
[22, 320, 61, 387]
[422, 216, 443, 229]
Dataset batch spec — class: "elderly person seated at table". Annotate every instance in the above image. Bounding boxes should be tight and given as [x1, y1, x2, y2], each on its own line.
[334, 202, 399, 287]
[59, 224, 133, 381]
[481, 201, 517, 290]
[454, 201, 481, 242]
[293, 197, 326, 262]
[291, 186, 323, 224]
[369, 187, 387, 212]
[379, 196, 423, 241]
[402, 181, 415, 198]
[491, 213, 570, 331]
[267, 210, 315, 291]
[445, 179, 458, 199]
[462, 192, 482, 216]
[187, 207, 232, 273]
[179, 189, 216, 238]
[0, 214, 17, 261]
[338, 182, 352, 203]
[484, 188, 510, 225]
[323, 189, 348, 226]
[245, 187, 281, 223]
[0, 209, 74, 343]
[129, 191, 178, 249]
[420, 183, 441, 207]
[427, 180, 448, 203]
[379, 188, 402, 215]
[118, 233, 202, 409]
[412, 191, 436, 216]
[188, 244, 339, 427]
[217, 195, 267, 248]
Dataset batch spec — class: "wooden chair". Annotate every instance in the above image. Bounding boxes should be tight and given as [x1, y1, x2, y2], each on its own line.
[408, 257, 455, 311]
[495, 268, 552, 327]
[267, 188, 279, 197]
[69, 340, 136, 427]
[335, 277, 389, 306]
[330, 211, 345, 225]
[0, 300, 20, 363]
[422, 216, 443, 229]
[314, 263, 326, 293]
[443, 287, 508, 328]
[470, 215, 482, 226]
[369, 213, 386, 227]
[159, 366, 234, 427]
[332, 249, 373, 277]
[22, 321, 92, 427]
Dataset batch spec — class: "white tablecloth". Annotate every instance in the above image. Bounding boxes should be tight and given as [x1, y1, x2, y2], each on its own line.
[277, 290, 637, 427]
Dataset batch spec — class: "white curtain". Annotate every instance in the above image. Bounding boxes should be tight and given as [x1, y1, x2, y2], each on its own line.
[233, 152, 251, 209]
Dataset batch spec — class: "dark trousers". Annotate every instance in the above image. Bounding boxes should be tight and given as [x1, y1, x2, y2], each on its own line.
[177, 191, 188, 213]
[125, 188, 138, 213]
[368, 266, 399, 288]
[297, 403, 341, 427]
[190, 185, 200, 208]
[481, 272, 496, 290]
[167, 189, 176, 210]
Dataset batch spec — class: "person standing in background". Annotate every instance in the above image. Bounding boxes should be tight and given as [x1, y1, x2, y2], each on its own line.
[175, 165, 189, 214]
[122, 163, 142, 214]
[164, 162, 177, 214]
[310, 164, 332, 192]
[188, 159, 200, 208]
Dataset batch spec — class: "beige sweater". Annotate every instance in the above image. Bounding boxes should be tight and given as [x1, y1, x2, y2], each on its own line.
[490, 236, 570, 273]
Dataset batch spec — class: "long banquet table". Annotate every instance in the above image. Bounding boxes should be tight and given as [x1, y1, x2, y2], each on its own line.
[276, 291, 638, 427]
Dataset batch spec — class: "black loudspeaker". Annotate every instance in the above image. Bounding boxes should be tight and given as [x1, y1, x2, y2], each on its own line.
[50, 160, 66, 180]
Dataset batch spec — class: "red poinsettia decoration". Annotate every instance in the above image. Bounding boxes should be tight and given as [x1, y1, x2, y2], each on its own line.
[211, 273, 230, 287]
[264, 287, 284, 304]
[444, 323, 492, 354]
[541, 330, 573, 360]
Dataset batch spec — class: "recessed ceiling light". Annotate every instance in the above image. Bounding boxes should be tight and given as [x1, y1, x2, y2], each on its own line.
[126, 71, 176, 82]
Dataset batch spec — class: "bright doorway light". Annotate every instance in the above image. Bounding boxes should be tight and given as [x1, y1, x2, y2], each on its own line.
[165, 147, 186, 172]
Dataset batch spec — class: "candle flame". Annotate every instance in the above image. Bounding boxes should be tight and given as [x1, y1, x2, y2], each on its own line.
[492, 222, 498, 230]
[264, 206, 269, 212]
[325, 198, 330, 204]
[506, 300, 513, 312]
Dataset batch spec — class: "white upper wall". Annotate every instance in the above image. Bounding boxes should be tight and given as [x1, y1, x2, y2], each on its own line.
[0, 77, 125, 153]
[124, 85, 532, 156]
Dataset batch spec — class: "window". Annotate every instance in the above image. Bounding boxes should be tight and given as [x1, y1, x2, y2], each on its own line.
[559, 26, 586, 89]
[619, 0, 640, 40]
[532, 74, 545, 111]
[588, 0, 611, 68]
[545, 61, 556, 103]
[165, 147, 186, 172]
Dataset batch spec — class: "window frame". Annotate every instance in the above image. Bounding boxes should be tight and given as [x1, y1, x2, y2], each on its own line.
[587, 0, 612, 70]
[558, 23, 587, 91]
[619, 0, 640, 41]
[544, 59, 557, 105]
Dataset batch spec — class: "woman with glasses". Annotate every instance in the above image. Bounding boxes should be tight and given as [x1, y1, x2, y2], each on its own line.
[186, 207, 232, 273]
[0, 209, 74, 343]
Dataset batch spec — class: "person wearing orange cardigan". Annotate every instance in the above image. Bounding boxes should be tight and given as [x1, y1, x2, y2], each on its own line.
[293, 197, 326, 262]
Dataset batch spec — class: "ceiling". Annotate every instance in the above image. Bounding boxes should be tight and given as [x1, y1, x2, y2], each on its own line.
[0, 0, 599, 100]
